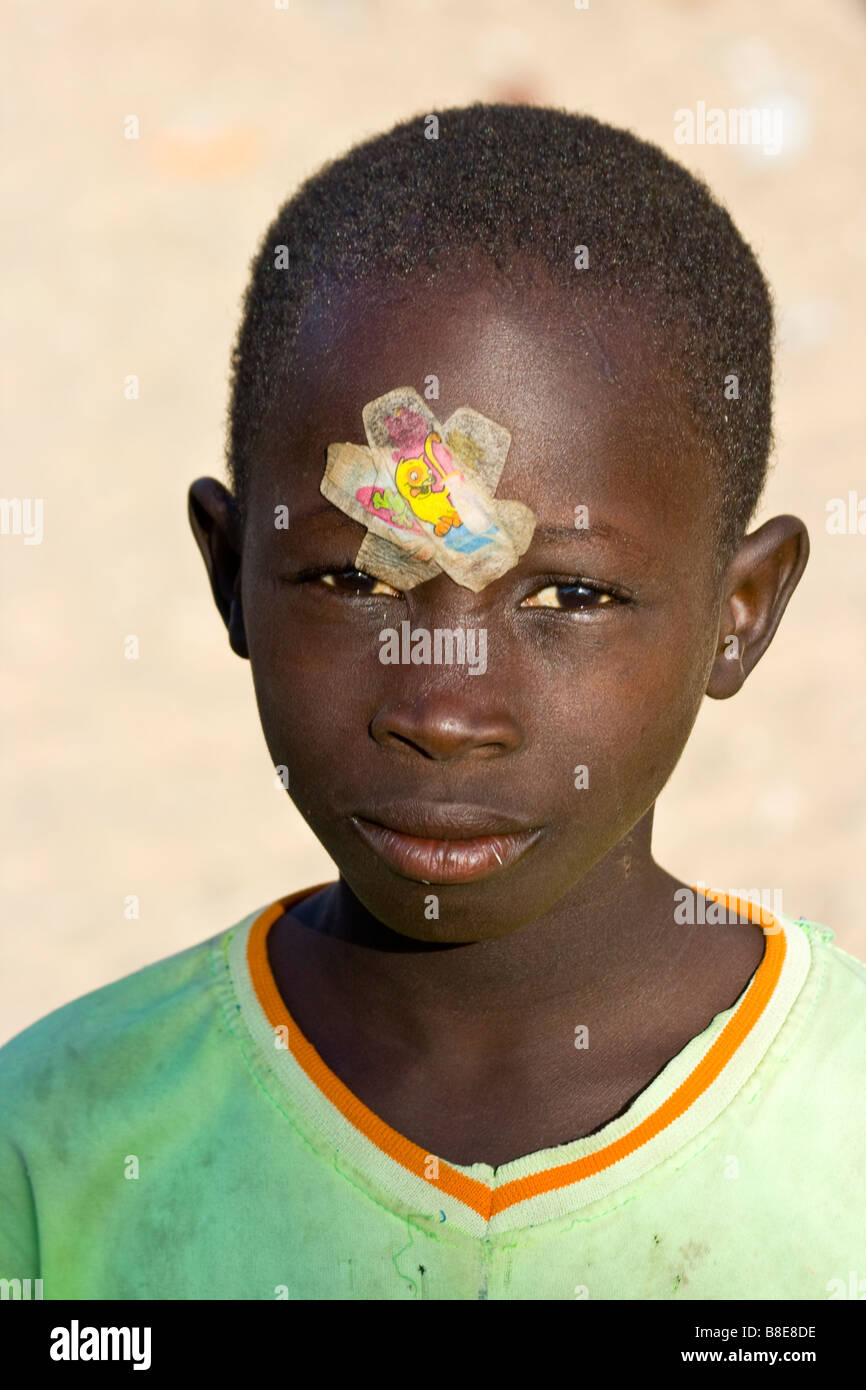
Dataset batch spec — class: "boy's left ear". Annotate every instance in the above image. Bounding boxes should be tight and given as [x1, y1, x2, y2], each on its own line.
[187, 478, 249, 659]
[707, 515, 809, 700]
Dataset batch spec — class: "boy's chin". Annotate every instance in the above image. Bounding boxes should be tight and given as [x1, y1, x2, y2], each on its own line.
[343, 873, 549, 947]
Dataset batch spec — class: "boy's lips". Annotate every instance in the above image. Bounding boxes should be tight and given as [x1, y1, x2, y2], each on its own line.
[349, 803, 543, 884]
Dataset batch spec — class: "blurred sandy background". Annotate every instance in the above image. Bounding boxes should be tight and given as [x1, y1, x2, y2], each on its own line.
[1, 0, 864, 1043]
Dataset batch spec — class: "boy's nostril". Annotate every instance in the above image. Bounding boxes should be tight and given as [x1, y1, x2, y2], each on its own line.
[369, 698, 523, 761]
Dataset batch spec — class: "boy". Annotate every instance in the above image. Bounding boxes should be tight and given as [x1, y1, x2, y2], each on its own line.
[1, 104, 863, 1301]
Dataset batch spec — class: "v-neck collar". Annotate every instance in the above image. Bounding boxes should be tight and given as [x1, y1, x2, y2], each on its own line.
[220, 883, 812, 1237]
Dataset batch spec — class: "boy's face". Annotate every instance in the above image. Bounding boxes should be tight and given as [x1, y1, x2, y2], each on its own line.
[193, 270, 802, 943]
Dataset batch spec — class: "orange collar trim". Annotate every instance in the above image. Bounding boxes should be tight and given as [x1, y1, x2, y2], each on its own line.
[245, 886, 785, 1220]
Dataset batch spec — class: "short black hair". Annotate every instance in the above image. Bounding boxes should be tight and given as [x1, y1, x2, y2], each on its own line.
[227, 103, 774, 560]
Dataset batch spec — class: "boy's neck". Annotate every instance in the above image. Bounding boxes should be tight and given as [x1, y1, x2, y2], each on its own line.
[270, 828, 765, 1066]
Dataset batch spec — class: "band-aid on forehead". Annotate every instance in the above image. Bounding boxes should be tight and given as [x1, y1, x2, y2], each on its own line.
[320, 387, 536, 593]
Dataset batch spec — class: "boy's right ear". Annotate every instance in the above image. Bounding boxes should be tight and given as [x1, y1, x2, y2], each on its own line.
[187, 478, 249, 659]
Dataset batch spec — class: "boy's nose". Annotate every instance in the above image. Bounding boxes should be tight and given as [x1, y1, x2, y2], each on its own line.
[370, 693, 523, 762]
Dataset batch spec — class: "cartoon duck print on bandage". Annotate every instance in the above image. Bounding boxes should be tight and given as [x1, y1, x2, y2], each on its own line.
[321, 387, 536, 593]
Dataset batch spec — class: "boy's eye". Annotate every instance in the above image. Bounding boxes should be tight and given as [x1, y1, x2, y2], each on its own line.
[319, 569, 402, 597]
[521, 581, 617, 611]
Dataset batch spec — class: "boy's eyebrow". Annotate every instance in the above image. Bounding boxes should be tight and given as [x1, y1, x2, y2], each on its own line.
[531, 521, 652, 560]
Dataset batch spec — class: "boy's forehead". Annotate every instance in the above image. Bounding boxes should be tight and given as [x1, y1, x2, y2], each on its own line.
[292, 272, 667, 432]
[261, 273, 707, 542]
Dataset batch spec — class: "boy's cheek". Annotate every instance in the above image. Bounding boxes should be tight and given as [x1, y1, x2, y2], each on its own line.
[258, 682, 699, 849]
[245, 595, 710, 797]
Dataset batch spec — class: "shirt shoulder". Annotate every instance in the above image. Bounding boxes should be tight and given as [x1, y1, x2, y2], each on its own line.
[769, 915, 866, 1098]
[0, 904, 263, 1126]
[0, 903, 267, 1287]
[791, 914, 866, 991]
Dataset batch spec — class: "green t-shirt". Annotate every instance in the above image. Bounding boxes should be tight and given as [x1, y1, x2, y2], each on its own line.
[1, 886, 864, 1301]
